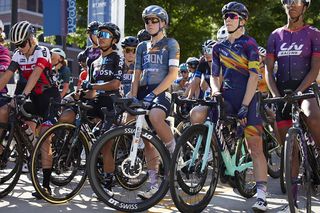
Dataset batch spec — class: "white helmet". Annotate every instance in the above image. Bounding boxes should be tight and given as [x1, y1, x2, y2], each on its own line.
[217, 25, 228, 42]
[258, 46, 266, 57]
[0, 20, 4, 32]
[51, 48, 66, 59]
[10, 21, 34, 45]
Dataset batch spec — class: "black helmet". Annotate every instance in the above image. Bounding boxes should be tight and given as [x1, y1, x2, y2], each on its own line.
[98, 22, 121, 43]
[121, 36, 139, 48]
[77, 51, 87, 63]
[186, 57, 200, 69]
[87, 21, 101, 33]
[10, 21, 34, 45]
[281, 0, 311, 8]
[222, 1, 249, 20]
[142, 5, 169, 25]
[137, 29, 151, 42]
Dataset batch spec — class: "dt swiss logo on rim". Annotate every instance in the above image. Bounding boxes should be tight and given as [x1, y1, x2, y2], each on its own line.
[278, 42, 303, 57]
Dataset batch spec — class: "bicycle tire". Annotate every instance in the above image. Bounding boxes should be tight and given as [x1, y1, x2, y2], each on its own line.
[284, 128, 312, 213]
[0, 130, 23, 198]
[170, 124, 220, 213]
[31, 123, 90, 204]
[280, 145, 286, 194]
[88, 126, 170, 212]
[235, 138, 256, 198]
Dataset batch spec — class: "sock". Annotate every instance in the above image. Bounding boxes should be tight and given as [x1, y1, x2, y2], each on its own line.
[42, 168, 52, 189]
[166, 139, 176, 154]
[148, 170, 158, 187]
[256, 181, 267, 201]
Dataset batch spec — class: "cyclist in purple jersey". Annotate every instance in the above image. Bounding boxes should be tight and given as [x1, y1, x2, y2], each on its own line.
[265, 1, 320, 212]
[131, 5, 180, 199]
[190, 2, 268, 211]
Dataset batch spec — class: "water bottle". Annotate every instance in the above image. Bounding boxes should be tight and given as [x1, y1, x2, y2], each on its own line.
[22, 123, 36, 146]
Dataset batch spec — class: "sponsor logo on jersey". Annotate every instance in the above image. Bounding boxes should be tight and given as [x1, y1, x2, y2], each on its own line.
[143, 54, 163, 65]
[278, 42, 303, 56]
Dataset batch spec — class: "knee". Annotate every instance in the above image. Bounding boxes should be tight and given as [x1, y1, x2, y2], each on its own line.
[59, 110, 75, 123]
[148, 109, 165, 125]
[190, 106, 208, 124]
[0, 105, 9, 121]
[306, 116, 320, 128]
[246, 136, 264, 159]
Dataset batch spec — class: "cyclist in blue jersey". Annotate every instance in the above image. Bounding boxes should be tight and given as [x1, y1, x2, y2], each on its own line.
[190, 2, 268, 211]
[188, 40, 215, 99]
[120, 36, 138, 97]
[131, 5, 180, 199]
[265, 1, 320, 212]
[186, 57, 200, 78]
[173, 63, 190, 92]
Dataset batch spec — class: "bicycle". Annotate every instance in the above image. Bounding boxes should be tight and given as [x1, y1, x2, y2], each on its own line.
[30, 98, 119, 204]
[169, 95, 255, 213]
[263, 84, 320, 213]
[88, 96, 170, 212]
[0, 95, 37, 198]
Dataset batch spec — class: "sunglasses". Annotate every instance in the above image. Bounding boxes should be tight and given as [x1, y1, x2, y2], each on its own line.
[223, 13, 240, 20]
[144, 17, 160, 25]
[282, 0, 305, 6]
[16, 39, 28, 48]
[124, 47, 136, 54]
[180, 70, 188, 73]
[97, 31, 113, 39]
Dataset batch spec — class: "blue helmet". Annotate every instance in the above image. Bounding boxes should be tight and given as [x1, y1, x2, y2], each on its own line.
[179, 63, 188, 72]
[142, 5, 169, 25]
[121, 36, 139, 48]
[222, 1, 249, 20]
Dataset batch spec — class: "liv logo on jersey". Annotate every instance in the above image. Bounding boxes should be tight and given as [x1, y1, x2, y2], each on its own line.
[278, 42, 304, 56]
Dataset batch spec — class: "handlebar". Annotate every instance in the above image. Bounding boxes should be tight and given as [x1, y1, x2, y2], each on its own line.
[110, 96, 146, 116]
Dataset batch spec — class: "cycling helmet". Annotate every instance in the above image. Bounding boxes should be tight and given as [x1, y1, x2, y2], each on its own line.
[186, 57, 200, 69]
[51, 48, 66, 59]
[217, 25, 228, 41]
[179, 63, 188, 72]
[222, 1, 249, 19]
[142, 5, 169, 25]
[137, 29, 151, 42]
[281, 0, 311, 8]
[77, 51, 87, 63]
[87, 21, 101, 33]
[258, 46, 266, 57]
[202, 39, 216, 49]
[121, 36, 139, 48]
[98, 22, 121, 43]
[10, 21, 34, 45]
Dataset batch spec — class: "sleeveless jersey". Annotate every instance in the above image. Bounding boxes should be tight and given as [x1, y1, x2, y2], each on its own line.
[135, 37, 180, 86]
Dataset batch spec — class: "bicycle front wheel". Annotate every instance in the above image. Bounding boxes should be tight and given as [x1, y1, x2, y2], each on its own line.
[88, 126, 170, 212]
[170, 124, 220, 213]
[31, 123, 90, 204]
[284, 128, 311, 213]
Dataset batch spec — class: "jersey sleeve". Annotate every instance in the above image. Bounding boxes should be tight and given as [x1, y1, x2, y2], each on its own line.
[134, 42, 144, 71]
[195, 61, 206, 79]
[168, 38, 180, 67]
[113, 55, 124, 81]
[246, 38, 260, 75]
[34, 47, 51, 70]
[311, 27, 320, 57]
[61, 67, 71, 83]
[0, 47, 11, 72]
[266, 30, 277, 60]
[7, 51, 20, 72]
[211, 44, 221, 77]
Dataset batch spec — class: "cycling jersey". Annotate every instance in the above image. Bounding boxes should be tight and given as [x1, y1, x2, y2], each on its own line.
[121, 63, 134, 96]
[135, 37, 180, 86]
[257, 63, 268, 93]
[89, 52, 124, 96]
[174, 76, 190, 90]
[54, 66, 74, 94]
[266, 25, 320, 89]
[84, 46, 101, 76]
[212, 35, 260, 91]
[194, 61, 211, 85]
[8, 45, 54, 95]
[0, 45, 10, 94]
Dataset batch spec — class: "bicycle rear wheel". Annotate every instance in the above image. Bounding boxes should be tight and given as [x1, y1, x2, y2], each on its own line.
[170, 124, 220, 213]
[88, 126, 170, 212]
[284, 128, 311, 213]
[0, 129, 23, 198]
[31, 123, 90, 204]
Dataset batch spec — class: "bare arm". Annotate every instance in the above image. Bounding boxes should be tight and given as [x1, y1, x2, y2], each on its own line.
[265, 56, 281, 97]
[131, 69, 142, 97]
[296, 55, 320, 92]
[60, 83, 69, 98]
[187, 77, 200, 99]
[242, 72, 259, 106]
[210, 75, 221, 94]
[0, 71, 14, 91]
[153, 66, 179, 95]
